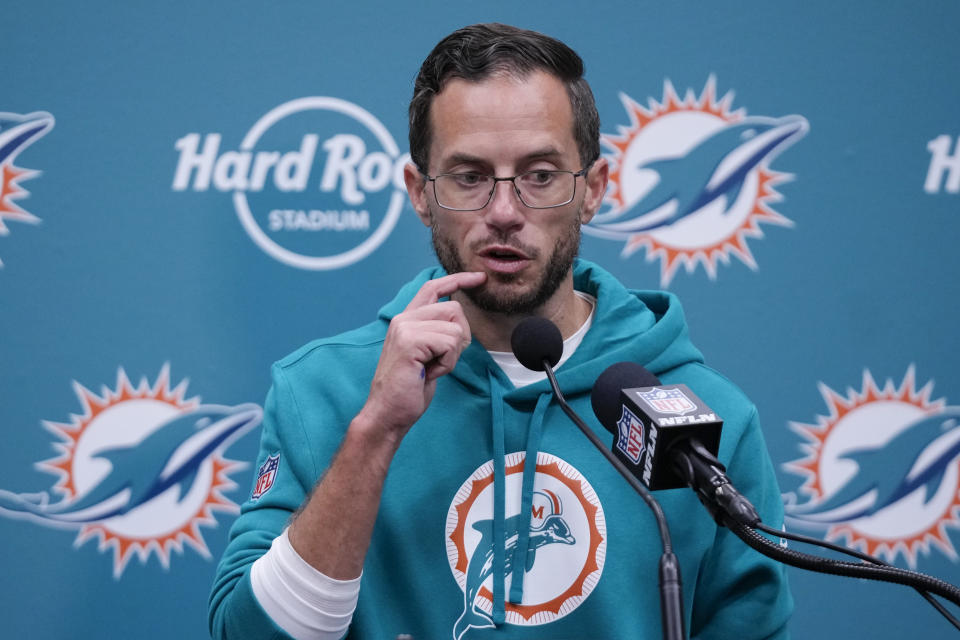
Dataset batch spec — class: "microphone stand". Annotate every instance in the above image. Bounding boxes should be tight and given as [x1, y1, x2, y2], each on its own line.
[542, 361, 686, 640]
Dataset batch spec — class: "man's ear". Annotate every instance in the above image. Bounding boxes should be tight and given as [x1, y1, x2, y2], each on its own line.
[404, 162, 432, 226]
[579, 157, 609, 225]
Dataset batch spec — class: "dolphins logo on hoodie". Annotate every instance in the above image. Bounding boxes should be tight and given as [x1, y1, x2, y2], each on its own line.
[0, 364, 262, 577]
[586, 76, 808, 286]
[453, 493, 576, 640]
[0, 110, 55, 265]
[783, 366, 960, 568]
[446, 452, 606, 638]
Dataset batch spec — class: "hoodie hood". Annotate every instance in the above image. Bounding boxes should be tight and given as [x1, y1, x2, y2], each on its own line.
[377, 258, 704, 393]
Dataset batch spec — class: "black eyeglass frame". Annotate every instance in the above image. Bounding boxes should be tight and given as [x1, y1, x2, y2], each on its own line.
[420, 168, 589, 211]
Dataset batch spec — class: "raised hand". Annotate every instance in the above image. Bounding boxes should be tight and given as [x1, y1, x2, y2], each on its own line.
[357, 271, 486, 444]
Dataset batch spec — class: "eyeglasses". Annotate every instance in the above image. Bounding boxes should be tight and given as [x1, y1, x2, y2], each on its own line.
[422, 169, 588, 211]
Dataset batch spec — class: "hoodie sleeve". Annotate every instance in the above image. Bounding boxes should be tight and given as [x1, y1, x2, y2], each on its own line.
[689, 407, 794, 640]
[209, 362, 323, 640]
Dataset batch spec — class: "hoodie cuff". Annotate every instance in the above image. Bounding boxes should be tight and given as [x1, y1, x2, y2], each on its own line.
[250, 528, 361, 640]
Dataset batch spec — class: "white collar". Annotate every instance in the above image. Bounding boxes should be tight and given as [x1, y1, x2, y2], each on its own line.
[488, 291, 596, 387]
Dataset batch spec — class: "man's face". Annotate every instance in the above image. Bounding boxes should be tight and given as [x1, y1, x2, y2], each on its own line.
[405, 70, 607, 316]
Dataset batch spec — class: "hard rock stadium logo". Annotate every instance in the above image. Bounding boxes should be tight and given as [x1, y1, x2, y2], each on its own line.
[172, 97, 409, 270]
[782, 366, 960, 568]
[586, 76, 808, 286]
[445, 452, 606, 640]
[0, 365, 261, 577]
[0, 110, 55, 267]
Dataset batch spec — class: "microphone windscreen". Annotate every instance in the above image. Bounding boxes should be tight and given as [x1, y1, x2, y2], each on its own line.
[591, 362, 661, 434]
[511, 317, 563, 372]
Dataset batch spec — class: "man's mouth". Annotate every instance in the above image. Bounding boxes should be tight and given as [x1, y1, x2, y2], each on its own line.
[478, 245, 531, 274]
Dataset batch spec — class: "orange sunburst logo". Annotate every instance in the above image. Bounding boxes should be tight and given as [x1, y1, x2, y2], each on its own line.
[0, 164, 41, 231]
[0, 110, 55, 266]
[586, 76, 808, 286]
[0, 364, 261, 577]
[783, 366, 960, 567]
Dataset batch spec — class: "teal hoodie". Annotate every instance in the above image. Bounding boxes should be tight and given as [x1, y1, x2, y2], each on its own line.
[210, 259, 792, 640]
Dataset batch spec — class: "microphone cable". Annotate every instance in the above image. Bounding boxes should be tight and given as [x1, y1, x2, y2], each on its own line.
[727, 517, 960, 608]
[752, 522, 960, 632]
[674, 444, 960, 629]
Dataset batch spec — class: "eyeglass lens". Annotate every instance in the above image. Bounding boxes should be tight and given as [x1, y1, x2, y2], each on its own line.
[434, 171, 576, 210]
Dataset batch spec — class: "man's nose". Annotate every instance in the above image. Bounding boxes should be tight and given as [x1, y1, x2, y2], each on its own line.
[483, 179, 526, 229]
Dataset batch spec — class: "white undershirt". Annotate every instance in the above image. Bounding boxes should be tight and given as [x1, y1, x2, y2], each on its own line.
[251, 528, 361, 640]
[488, 291, 596, 387]
[250, 292, 597, 638]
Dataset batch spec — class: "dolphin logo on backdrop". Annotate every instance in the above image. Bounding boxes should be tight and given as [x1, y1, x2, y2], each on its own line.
[0, 110, 55, 266]
[0, 364, 261, 577]
[446, 452, 606, 639]
[586, 77, 808, 286]
[782, 366, 960, 568]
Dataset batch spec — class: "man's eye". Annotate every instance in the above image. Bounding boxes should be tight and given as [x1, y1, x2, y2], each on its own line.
[525, 171, 555, 186]
[453, 174, 485, 187]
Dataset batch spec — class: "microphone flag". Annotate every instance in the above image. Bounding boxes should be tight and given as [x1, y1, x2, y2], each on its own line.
[610, 384, 723, 491]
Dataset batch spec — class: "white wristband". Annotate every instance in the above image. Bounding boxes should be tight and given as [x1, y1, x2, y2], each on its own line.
[250, 528, 361, 640]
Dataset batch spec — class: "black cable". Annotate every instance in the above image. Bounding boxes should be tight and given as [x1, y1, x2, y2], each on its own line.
[673, 441, 960, 621]
[726, 518, 960, 607]
[754, 523, 960, 632]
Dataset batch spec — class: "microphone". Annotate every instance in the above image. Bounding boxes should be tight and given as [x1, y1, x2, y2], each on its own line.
[591, 362, 759, 526]
[510, 316, 562, 372]
[510, 318, 685, 640]
[591, 362, 722, 491]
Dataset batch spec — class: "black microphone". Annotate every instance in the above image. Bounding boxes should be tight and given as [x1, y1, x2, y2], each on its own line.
[510, 315, 562, 372]
[591, 362, 759, 526]
[591, 362, 722, 490]
[510, 318, 685, 640]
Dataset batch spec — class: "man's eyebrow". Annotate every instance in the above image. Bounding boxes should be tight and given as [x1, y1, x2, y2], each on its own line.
[440, 152, 488, 168]
[439, 147, 568, 170]
[522, 147, 566, 161]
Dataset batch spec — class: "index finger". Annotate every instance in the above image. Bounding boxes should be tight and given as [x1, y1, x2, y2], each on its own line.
[406, 271, 486, 309]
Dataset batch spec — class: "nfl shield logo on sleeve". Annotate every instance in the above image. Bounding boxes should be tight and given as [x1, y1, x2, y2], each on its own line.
[252, 453, 280, 500]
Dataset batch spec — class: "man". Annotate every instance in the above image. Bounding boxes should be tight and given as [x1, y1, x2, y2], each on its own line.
[210, 23, 792, 640]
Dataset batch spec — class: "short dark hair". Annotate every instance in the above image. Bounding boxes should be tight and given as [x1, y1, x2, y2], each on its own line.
[409, 23, 601, 173]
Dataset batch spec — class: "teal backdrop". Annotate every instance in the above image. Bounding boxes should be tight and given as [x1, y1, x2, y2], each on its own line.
[2, 2, 959, 638]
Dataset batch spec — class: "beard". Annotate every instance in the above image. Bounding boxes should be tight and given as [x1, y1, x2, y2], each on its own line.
[430, 206, 582, 315]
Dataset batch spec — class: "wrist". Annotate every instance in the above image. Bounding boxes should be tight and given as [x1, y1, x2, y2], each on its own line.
[350, 404, 411, 451]
[344, 411, 405, 477]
